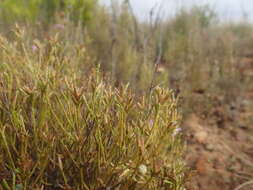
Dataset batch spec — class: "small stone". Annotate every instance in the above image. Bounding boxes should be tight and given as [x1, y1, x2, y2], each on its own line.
[196, 156, 208, 175]
[195, 131, 208, 144]
[205, 143, 214, 151]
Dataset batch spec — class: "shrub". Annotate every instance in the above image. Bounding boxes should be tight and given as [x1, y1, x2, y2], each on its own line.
[0, 0, 97, 26]
[0, 28, 187, 189]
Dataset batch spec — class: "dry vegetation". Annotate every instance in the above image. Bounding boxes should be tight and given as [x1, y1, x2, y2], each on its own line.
[0, 25, 187, 190]
[0, 0, 253, 189]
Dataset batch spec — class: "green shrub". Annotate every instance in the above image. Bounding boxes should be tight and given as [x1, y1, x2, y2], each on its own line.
[0, 0, 97, 25]
[0, 29, 187, 189]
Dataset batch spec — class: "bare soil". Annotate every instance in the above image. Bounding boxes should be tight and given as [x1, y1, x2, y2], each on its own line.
[183, 86, 253, 189]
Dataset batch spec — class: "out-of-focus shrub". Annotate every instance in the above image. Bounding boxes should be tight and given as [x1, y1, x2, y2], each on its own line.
[0, 0, 97, 25]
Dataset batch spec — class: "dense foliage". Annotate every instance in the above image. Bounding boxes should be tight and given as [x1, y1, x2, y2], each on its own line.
[0, 28, 187, 189]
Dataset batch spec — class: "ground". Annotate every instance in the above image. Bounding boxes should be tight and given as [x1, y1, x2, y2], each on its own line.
[183, 86, 253, 189]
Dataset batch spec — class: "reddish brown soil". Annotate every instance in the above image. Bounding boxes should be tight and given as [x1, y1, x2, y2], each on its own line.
[183, 89, 253, 190]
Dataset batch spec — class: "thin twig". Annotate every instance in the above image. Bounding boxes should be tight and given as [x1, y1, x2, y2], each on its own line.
[110, 0, 118, 84]
[149, 31, 163, 94]
[147, 1, 165, 94]
[124, 0, 140, 49]
[234, 180, 253, 190]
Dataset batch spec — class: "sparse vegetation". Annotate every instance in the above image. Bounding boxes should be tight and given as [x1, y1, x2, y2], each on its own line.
[0, 0, 252, 189]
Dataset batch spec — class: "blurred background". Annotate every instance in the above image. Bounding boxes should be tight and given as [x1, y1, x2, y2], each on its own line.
[101, 0, 253, 22]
